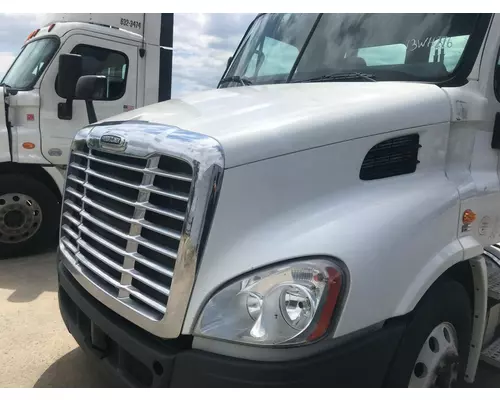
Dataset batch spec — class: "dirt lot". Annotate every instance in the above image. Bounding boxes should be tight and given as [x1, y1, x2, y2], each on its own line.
[1, 250, 500, 387]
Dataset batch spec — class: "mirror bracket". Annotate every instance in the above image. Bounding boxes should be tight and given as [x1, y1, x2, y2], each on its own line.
[74, 75, 107, 124]
[57, 99, 73, 120]
[85, 100, 97, 125]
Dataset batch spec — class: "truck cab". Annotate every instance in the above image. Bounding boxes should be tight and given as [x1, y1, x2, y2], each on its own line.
[56, 13, 500, 387]
[0, 13, 173, 258]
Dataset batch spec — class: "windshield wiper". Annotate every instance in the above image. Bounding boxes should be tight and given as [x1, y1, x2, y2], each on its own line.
[299, 72, 377, 83]
[220, 75, 253, 86]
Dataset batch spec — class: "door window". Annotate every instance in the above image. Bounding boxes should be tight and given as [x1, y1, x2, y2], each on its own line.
[56, 44, 129, 100]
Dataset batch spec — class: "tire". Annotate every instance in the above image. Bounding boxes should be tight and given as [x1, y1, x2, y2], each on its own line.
[0, 174, 60, 259]
[385, 280, 472, 387]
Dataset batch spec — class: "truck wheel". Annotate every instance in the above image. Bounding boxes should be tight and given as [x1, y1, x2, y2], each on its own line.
[0, 174, 60, 259]
[385, 280, 472, 388]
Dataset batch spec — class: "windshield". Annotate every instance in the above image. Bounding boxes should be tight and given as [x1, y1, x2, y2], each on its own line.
[2, 37, 59, 90]
[220, 13, 487, 87]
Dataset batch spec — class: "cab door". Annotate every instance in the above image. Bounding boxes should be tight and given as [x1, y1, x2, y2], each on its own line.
[39, 34, 138, 165]
[456, 15, 500, 248]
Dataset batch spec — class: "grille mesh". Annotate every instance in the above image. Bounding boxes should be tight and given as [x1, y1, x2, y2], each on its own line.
[360, 134, 421, 181]
[60, 144, 193, 320]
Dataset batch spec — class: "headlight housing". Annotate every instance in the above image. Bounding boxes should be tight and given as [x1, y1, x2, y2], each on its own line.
[194, 258, 344, 346]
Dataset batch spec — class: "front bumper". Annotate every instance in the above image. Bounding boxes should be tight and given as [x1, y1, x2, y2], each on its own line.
[58, 260, 406, 387]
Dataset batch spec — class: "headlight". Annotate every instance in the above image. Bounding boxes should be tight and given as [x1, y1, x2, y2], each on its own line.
[194, 258, 344, 346]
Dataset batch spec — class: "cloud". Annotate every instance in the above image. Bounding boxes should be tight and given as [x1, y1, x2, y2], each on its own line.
[0, 52, 15, 79]
[0, 13, 41, 53]
[172, 13, 256, 97]
[0, 13, 42, 78]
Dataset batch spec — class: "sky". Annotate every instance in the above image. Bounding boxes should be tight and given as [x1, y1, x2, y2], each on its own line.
[0, 13, 256, 98]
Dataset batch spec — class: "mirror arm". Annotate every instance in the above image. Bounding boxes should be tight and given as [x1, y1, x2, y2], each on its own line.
[85, 100, 97, 124]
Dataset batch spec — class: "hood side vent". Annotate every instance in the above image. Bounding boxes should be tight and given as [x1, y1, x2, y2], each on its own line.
[360, 133, 421, 181]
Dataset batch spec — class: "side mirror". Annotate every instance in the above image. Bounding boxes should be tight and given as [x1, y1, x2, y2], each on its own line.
[75, 75, 107, 124]
[75, 75, 107, 101]
[57, 54, 82, 99]
[56, 53, 83, 121]
[226, 56, 233, 69]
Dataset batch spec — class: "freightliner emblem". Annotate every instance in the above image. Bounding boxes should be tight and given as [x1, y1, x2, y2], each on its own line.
[87, 133, 127, 152]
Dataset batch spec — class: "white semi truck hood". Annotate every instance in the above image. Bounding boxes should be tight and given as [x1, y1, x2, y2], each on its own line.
[100, 82, 452, 168]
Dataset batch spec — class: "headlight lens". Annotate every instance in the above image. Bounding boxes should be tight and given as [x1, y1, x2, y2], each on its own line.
[280, 285, 313, 330]
[194, 258, 344, 346]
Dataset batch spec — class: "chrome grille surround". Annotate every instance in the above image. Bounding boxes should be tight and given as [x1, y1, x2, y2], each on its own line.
[58, 122, 224, 338]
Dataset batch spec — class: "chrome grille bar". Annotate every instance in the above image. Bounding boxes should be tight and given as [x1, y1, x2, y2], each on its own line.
[78, 239, 171, 296]
[81, 196, 182, 240]
[73, 150, 193, 182]
[62, 212, 80, 227]
[86, 168, 189, 202]
[65, 186, 83, 199]
[83, 182, 186, 221]
[80, 210, 178, 260]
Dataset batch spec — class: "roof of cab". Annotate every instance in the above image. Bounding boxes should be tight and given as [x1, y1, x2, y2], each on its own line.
[24, 20, 142, 46]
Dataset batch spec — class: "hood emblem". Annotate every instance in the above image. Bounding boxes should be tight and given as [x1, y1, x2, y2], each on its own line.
[87, 133, 127, 152]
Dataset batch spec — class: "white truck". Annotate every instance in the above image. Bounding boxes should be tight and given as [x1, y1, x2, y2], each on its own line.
[56, 13, 500, 387]
[0, 13, 173, 258]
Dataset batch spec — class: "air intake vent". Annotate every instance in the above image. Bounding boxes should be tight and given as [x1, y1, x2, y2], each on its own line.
[360, 133, 421, 181]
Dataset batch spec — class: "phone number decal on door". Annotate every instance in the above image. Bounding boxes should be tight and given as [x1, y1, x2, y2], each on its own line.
[120, 18, 142, 29]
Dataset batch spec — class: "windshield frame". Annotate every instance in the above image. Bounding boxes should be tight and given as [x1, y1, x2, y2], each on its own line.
[219, 13, 493, 88]
[1, 35, 60, 91]
[219, 13, 265, 84]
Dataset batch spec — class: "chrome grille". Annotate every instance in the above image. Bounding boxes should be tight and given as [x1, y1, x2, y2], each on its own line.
[60, 144, 193, 320]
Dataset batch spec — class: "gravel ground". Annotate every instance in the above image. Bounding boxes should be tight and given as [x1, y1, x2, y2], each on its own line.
[0, 251, 499, 387]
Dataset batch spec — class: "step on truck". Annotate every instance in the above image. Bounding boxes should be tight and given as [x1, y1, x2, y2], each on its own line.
[0, 13, 173, 258]
[56, 13, 500, 387]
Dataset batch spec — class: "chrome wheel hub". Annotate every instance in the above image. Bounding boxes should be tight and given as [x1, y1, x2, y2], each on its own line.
[0, 193, 42, 244]
[409, 322, 460, 388]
